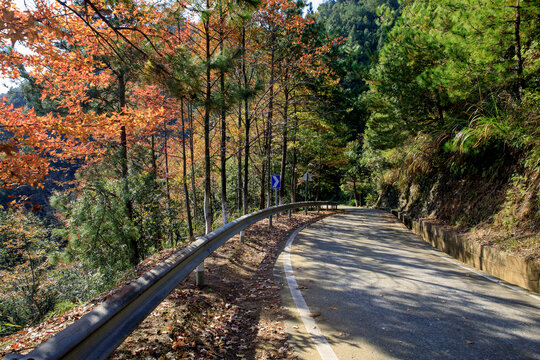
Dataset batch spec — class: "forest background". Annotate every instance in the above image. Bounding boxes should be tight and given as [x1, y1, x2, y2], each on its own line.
[0, 0, 538, 336]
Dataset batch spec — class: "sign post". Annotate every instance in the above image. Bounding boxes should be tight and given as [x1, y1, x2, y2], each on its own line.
[301, 172, 312, 215]
[271, 175, 281, 226]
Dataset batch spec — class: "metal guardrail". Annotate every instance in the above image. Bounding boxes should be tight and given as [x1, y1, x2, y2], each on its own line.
[3, 201, 337, 360]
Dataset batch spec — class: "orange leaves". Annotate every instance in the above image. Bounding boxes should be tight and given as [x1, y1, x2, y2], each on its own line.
[258, 0, 297, 27]
[0, 0, 178, 189]
[0, 0, 38, 46]
[0, 152, 50, 189]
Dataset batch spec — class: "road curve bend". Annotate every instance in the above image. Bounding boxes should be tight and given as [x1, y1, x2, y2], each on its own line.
[274, 208, 540, 360]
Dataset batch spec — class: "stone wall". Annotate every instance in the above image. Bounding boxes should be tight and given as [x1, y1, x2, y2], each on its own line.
[391, 210, 540, 294]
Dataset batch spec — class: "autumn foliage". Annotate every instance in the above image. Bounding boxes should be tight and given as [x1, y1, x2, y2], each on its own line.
[0, 0, 344, 336]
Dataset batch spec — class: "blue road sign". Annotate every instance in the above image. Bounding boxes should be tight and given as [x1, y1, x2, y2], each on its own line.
[271, 174, 281, 189]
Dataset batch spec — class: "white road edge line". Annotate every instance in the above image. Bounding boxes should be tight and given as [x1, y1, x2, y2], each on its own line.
[283, 225, 339, 360]
[404, 231, 540, 302]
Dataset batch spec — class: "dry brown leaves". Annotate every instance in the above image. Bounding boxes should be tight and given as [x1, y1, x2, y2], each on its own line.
[1, 211, 332, 359]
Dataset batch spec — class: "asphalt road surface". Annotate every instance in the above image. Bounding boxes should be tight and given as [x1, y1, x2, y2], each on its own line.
[275, 208, 540, 360]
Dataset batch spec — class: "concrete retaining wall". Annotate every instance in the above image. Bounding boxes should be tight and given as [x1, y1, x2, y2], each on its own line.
[391, 210, 540, 294]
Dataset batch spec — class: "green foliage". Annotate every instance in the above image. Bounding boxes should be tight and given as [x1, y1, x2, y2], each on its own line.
[316, 0, 401, 138]
[52, 145, 183, 276]
[366, 0, 539, 146]
[340, 140, 378, 205]
[294, 116, 347, 201]
[363, 0, 540, 212]
[0, 207, 113, 336]
[0, 207, 57, 336]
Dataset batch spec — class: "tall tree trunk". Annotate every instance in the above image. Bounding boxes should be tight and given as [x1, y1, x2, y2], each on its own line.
[189, 102, 198, 222]
[163, 121, 171, 211]
[279, 80, 289, 205]
[291, 98, 298, 203]
[163, 121, 171, 246]
[237, 102, 243, 212]
[150, 134, 163, 248]
[118, 72, 139, 267]
[316, 149, 321, 201]
[242, 26, 250, 215]
[259, 106, 267, 210]
[181, 98, 194, 240]
[352, 177, 358, 207]
[203, 0, 212, 234]
[219, 25, 228, 225]
[514, 0, 524, 101]
[259, 160, 266, 210]
[266, 35, 275, 210]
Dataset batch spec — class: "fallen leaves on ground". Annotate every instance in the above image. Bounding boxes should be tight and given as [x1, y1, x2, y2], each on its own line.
[112, 212, 332, 360]
[1, 211, 333, 359]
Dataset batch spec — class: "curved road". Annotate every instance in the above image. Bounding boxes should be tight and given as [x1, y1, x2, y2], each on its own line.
[275, 208, 540, 359]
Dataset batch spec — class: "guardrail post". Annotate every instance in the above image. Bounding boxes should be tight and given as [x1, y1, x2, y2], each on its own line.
[196, 262, 204, 287]
[239, 230, 244, 242]
[288, 208, 292, 219]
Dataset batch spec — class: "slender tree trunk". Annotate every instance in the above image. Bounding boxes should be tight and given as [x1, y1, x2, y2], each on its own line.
[291, 98, 298, 203]
[316, 149, 321, 201]
[237, 102, 243, 212]
[266, 35, 275, 210]
[352, 177, 358, 207]
[181, 98, 194, 240]
[150, 134, 163, 248]
[279, 81, 289, 205]
[514, 0, 524, 101]
[189, 102, 198, 222]
[162, 121, 171, 246]
[163, 122, 171, 207]
[119, 83, 128, 181]
[118, 72, 139, 267]
[259, 161, 266, 210]
[259, 108, 266, 210]
[219, 26, 228, 225]
[203, 0, 212, 234]
[242, 26, 250, 215]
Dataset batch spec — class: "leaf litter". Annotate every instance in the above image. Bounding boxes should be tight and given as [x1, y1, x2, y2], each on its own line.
[1, 211, 333, 359]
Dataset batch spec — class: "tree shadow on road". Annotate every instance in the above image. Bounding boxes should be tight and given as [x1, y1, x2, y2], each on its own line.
[281, 208, 540, 360]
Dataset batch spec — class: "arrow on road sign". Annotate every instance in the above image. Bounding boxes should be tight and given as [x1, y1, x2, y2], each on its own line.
[271, 174, 281, 189]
